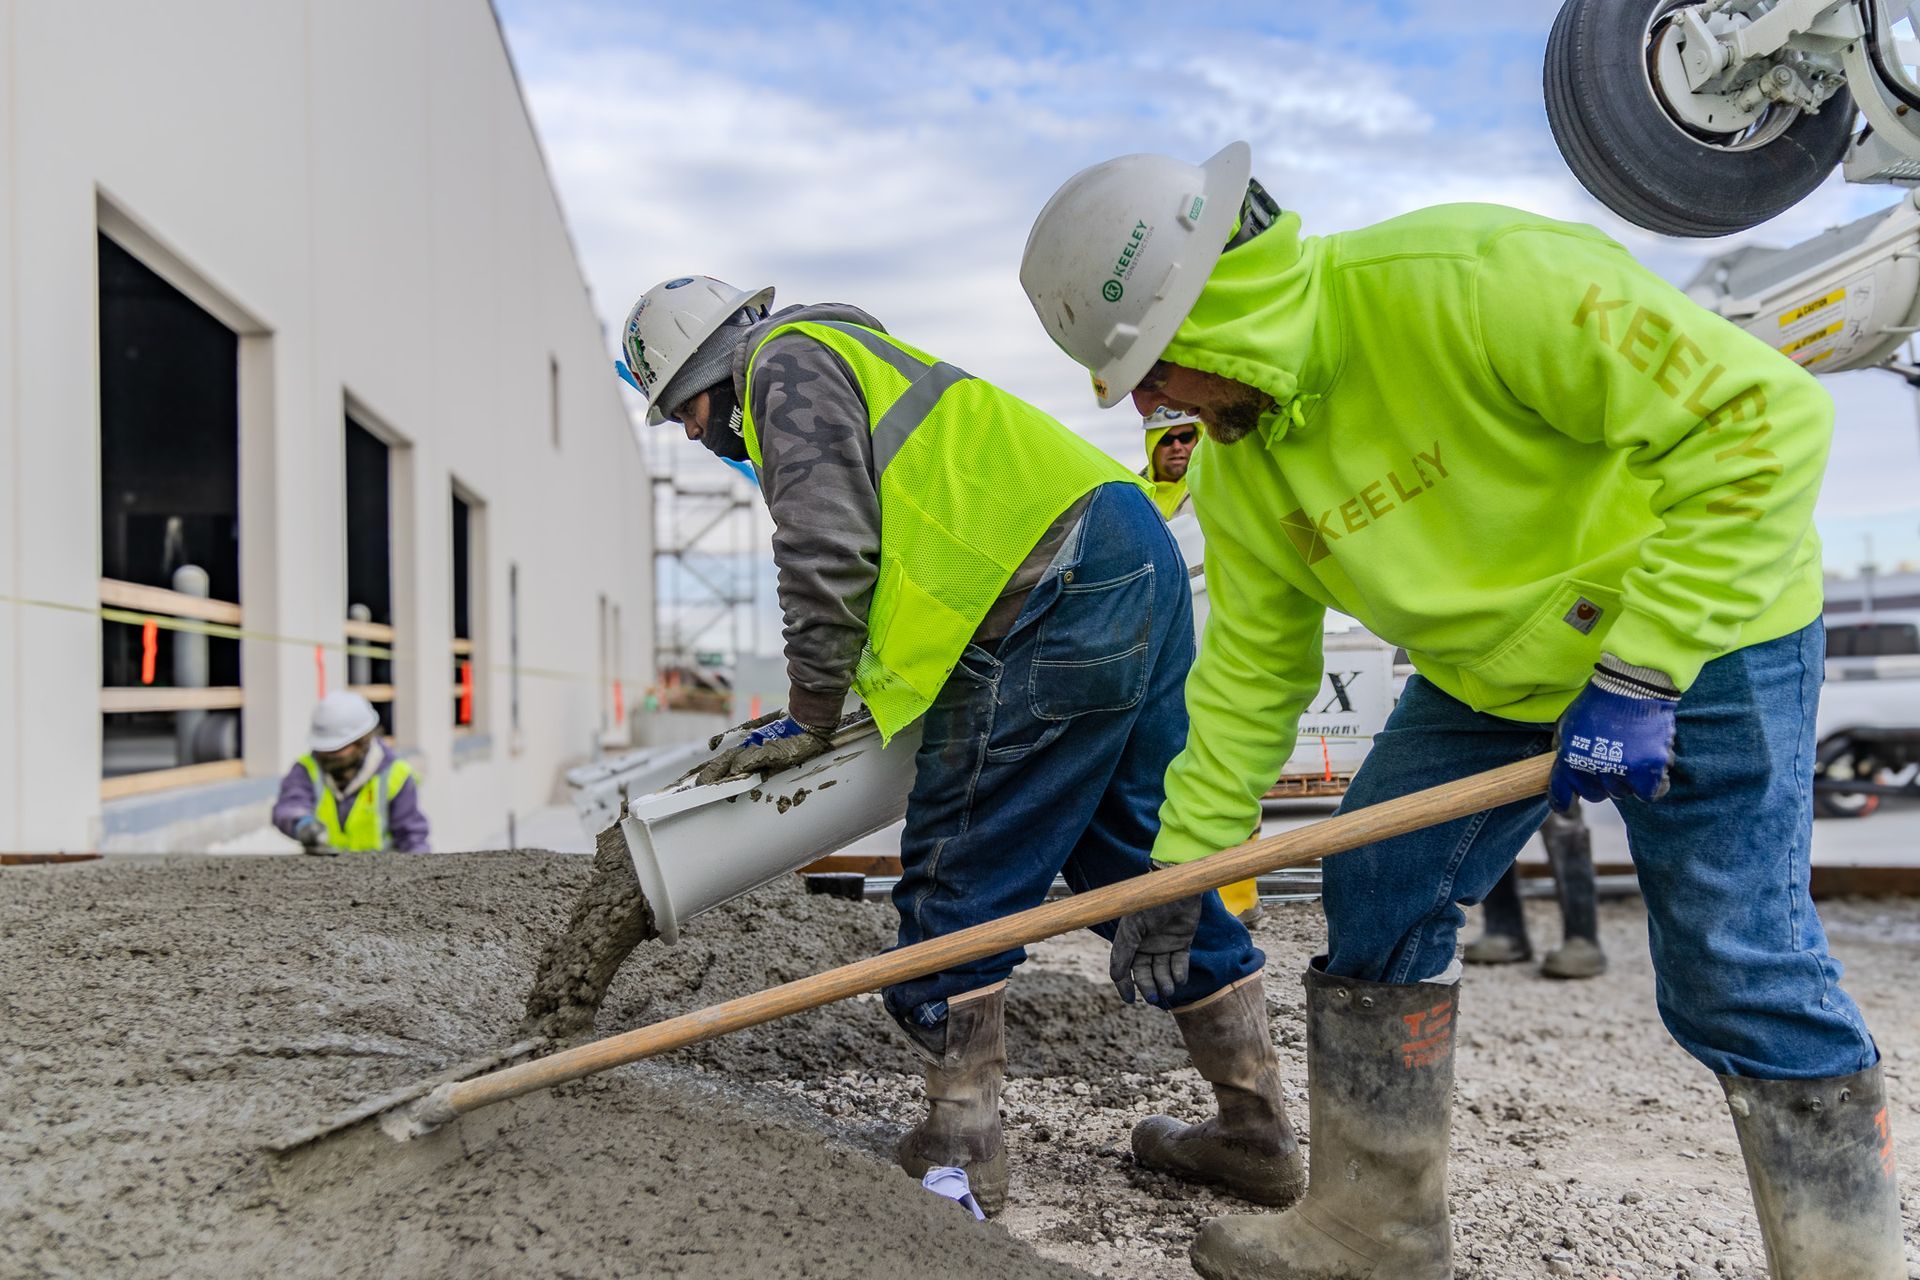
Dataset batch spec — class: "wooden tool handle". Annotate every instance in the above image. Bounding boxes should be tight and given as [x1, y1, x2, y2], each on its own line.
[430, 753, 1553, 1123]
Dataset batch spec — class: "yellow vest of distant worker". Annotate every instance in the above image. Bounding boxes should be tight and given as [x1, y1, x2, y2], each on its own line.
[297, 755, 415, 852]
[742, 320, 1139, 741]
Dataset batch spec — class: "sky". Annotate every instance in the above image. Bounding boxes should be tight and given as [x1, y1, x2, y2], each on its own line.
[495, 0, 1920, 653]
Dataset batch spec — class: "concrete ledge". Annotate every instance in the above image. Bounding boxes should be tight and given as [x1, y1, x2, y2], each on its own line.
[453, 732, 493, 765]
[101, 772, 280, 839]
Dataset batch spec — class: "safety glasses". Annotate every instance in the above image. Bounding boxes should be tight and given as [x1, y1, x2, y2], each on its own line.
[1159, 429, 1198, 446]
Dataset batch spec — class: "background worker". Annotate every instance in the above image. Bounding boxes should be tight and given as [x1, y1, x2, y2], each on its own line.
[272, 691, 429, 855]
[1143, 405, 1262, 925]
[1142, 405, 1198, 518]
[1023, 142, 1899, 1279]
[1463, 802, 1607, 979]
[621, 274, 1297, 1216]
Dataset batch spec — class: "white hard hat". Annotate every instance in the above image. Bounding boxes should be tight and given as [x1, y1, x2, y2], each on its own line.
[309, 691, 380, 753]
[1021, 142, 1251, 408]
[622, 276, 774, 426]
[1144, 406, 1202, 431]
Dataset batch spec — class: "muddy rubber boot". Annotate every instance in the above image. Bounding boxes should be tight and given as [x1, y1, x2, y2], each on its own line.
[1191, 963, 1457, 1280]
[1539, 807, 1607, 980]
[895, 983, 1009, 1215]
[1463, 864, 1531, 964]
[1131, 973, 1305, 1206]
[1721, 1066, 1905, 1279]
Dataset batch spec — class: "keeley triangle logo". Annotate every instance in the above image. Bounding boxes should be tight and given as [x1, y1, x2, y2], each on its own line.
[1279, 442, 1450, 565]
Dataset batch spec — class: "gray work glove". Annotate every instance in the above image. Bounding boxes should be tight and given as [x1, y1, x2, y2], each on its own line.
[694, 715, 834, 786]
[1110, 863, 1204, 1006]
[293, 816, 337, 857]
[708, 707, 788, 751]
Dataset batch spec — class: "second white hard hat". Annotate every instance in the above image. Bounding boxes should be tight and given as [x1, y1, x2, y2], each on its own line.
[1021, 142, 1251, 409]
[1144, 405, 1202, 431]
[309, 691, 380, 753]
[623, 276, 774, 426]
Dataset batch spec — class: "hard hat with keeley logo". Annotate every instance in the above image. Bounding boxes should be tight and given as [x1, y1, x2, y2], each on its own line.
[622, 276, 774, 426]
[1020, 141, 1251, 408]
[309, 691, 381, 753]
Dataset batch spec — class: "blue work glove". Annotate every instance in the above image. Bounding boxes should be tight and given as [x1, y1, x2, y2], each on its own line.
[695, 714, 834, 786]
[1109, 863, 1204, 1007]
[293, 816, 336, 856]
[1548, 656, 1680, 813]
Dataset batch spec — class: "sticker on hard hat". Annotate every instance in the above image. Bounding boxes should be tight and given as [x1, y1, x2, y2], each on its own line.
[664, 277, 695, 289]
[1105, 220, 1153, 302]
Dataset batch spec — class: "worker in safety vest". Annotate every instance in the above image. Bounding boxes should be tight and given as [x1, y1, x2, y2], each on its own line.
[272, 692, 430, 855]
[1142, 404, 1198, 519]
[621, 275, 1300, 1216]
[1143, 406, 1262, 925]
[1023, 143, 1898, 1279]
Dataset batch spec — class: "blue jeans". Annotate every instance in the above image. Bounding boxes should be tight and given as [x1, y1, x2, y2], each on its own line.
[1325, 621, 1877, 1080]
[883, 483, 1263, 1035]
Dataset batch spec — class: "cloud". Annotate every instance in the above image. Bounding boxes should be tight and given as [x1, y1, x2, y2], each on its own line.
[499, 0, 1920, 622]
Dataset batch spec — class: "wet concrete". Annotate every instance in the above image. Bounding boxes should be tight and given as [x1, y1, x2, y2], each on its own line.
[0, 853, 1085, 1279]
[519, 825, 656, 1040]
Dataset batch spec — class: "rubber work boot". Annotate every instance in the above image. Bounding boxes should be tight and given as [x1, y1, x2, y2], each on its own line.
[1191, 962, 1457, 1280]
[1720, 1065, 1905, 1279]
[1131, 973, 1305, 1206]
[1463, 864, 1531, 965]
[1539, 807, 1606, 980]
[894, 983, 1009, 1215]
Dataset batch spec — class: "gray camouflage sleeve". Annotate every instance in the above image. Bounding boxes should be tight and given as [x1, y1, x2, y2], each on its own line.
[751, 333, 880, 730]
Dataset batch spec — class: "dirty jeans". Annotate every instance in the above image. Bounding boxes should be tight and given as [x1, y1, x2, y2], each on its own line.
[883, 483, 1263, 1037]
[1324, 621, 1878, 1080]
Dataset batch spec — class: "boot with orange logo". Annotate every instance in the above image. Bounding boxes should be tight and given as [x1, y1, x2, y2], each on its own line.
[1190, 961, 1457, 1280]
[1720, 1067, 1904, 1279]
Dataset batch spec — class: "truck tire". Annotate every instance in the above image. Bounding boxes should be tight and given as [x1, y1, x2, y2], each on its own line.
[1814, 732, 1881, 819]
[1545, 0, 1854, 237]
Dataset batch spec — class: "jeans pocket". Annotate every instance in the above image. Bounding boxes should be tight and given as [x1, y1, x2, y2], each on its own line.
[1028, 562, 1154, 721]
[923, 644, 1000, 748]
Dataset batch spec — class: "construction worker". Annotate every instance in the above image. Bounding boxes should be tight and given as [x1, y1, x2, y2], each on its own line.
[1463, 802, 1608, 979]
[1023, 143, 1899, 1279]
[1143, 406, 1262, 924]
[272, 691, 429, 854]
[622, 275, 1300, 1216]
[1142, 405, 1199, 518]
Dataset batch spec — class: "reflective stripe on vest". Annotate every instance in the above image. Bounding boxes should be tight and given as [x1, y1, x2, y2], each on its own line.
[298, 754, 414, 852]
[741, 319, 1143, 741]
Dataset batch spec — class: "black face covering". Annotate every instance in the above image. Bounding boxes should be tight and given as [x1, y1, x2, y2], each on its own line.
[695, 381, 750, 462]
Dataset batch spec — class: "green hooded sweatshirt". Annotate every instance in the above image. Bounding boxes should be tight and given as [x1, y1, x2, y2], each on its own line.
[1153, 204, 1829, 865]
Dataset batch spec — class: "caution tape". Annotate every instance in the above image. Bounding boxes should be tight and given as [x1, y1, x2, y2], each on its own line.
[1, 591, 620, 688]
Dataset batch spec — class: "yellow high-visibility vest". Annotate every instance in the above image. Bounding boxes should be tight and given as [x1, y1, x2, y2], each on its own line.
[742, 320, 1140, 740]
[298, 755, 414, 852]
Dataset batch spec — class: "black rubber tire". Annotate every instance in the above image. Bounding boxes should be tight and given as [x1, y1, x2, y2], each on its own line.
[1545, 0, 1855, 237]
[1813, 732, 1881, 820]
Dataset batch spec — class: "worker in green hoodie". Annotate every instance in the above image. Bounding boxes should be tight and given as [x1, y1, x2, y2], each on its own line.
[1022, 143, 1899, 1280]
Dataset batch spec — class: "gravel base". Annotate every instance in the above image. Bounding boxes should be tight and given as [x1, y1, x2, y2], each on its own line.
[3, 852, 1916, 1279]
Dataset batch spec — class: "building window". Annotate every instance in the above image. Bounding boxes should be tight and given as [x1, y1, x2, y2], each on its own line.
[98, 233, 244, 794]
[344, 414, 396, 736]
[447, 487, 483, 736]
[508, 561, 521, 737]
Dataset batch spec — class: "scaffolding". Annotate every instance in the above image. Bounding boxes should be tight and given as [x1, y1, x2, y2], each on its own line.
[643, 418, 761, 677]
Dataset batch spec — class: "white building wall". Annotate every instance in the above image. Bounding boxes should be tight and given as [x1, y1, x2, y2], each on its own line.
[0, 0, 653, 852]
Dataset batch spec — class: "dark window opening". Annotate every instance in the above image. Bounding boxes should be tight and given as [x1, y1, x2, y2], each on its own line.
[452, 492, 474, 728]
[98, 233, 242, 778]
[345, 415, 395, 736]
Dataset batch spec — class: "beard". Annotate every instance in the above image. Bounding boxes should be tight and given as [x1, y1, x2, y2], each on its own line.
[1203, 387, 1272, 445]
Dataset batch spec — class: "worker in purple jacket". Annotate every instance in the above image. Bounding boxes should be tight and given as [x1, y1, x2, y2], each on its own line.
[272, 692, 430, 854]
